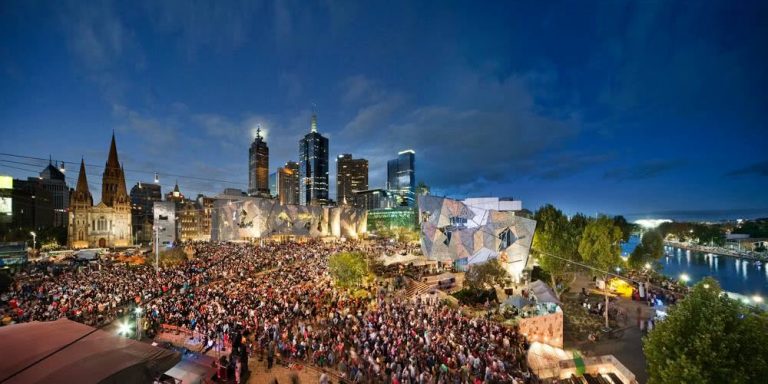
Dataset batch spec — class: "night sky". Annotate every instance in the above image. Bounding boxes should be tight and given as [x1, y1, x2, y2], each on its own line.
[1, 1, 766, 220]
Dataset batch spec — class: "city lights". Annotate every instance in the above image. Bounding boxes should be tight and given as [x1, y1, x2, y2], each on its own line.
[117, 321, 132, 336]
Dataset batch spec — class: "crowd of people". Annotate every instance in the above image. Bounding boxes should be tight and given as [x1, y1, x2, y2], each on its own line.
[1, 239, 535, 383]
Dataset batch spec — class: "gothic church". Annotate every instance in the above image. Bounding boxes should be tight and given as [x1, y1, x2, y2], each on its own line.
[68, 134, 132, 248]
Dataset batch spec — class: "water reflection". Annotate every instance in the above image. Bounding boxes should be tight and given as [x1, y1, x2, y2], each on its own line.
[661, 246, 768, 297]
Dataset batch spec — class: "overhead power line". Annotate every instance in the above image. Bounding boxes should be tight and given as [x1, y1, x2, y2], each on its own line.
[0, 152, 248, 186]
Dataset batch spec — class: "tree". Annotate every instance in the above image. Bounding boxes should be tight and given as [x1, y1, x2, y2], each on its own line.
[463, 259, 510, 291]
[629, 230, 664, 269]
[644, 278, 768, 384]
[578, 215, 623, 327]
[612, 215, 634, 242]
[532, 204, 581, 298]
[328, 252, 369, 288]
[415, 181, 430, 196]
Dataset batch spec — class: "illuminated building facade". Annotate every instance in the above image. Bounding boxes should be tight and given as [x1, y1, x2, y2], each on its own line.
[38, 160, 69, 227]
[277, 161, 300, 205]
[353, 189, 396, 211]
[211, 196, 366, 240]
[336, 154, 368, 207]
[366, 207, 418, 233]
[298, 114, 329, 206]
[68, 134, 132, 248]
[248, 127, 270, 197]
[130, 182, 161, 244]
[386, 150, 416, 206]
[418, 195, 536, 281]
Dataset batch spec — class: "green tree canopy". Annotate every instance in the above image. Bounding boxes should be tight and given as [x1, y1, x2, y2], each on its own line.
[328, 251, 369, 288]
[644, 278, 768, 384]
[532, 204, 581, 297]
[578, 215, 623, 275]
[612, 215, 634, 242]
[578, 215, 623, 327]
[463, 259, 510, 291]
[629, 230, 664, 269]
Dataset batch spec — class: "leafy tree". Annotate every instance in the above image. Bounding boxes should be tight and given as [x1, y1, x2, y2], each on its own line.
[629, 230, 664, 269]
[644, 278, 768, 384]
[570, 213, 590, 236]
[415, 181, 430, 196]
[463, 259, 510, 291]
[578, 215, 623, 327]
[328, 251, 369, 288]
[612, 215, 634, 242]
[532, 204, 581, 298]
[158, 247, 188, 267]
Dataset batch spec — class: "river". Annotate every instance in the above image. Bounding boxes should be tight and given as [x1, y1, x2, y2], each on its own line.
[622, 236, 768, 298]
[660, 245, 768, 298]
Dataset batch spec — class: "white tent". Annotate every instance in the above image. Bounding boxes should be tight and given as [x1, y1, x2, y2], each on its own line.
[529, 280, 561, 304]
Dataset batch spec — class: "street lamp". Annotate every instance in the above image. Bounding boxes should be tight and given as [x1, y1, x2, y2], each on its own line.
[134, 307, 143, 340]
[117, 321, 132, 337]
[679, 273, 690, 284]
[644, 262, 651, 270]
[29, 231, 36, 251]
[752, 295, 763, 304]
[154, 225, 166, 275]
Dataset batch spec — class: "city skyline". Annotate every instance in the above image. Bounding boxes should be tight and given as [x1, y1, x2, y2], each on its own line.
[1, 1, 767, 218]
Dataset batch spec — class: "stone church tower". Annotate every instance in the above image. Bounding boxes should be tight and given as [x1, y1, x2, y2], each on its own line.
[68, 159, 93, 248]
[68, 133, 133, 249]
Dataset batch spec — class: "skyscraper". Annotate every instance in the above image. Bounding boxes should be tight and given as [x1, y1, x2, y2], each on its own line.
[337, 154, 368, 206]
[298, 114, 329, 205]
[386, 150, 416, 206]
[248, 127, 269, 196]
[130, 181, 161, 243]
[277, 161, 300, 205]
[268, 172, 277, 197]
[39, 159, 69, 227]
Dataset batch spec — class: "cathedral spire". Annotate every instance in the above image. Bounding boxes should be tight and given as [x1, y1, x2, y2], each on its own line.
[106, 131, 120, 168]
[76, 158, 89, 193]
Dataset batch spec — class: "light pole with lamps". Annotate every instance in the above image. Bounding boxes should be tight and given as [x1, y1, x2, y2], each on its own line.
[154, 225, 166, 275]
[29, 231, 36, 253]
[134, 307, 143, 340]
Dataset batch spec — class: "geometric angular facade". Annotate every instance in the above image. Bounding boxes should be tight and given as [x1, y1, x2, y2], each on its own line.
[418, 195, 536, 280]
[211, 196, 366, 240]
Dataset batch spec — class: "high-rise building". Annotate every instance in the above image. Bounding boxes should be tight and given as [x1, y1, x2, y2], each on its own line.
[386, 149, 416, 206]
[38, 160, 69, 227]
[68, 133, 132, 249]
[268, 172, 277, 197]
[153, 201, 176, 247]
[336, 154, 368, 206]
[248, 127, 269, 196]
[197, 194, 214, 241]
[11, 178, 53, 231]
[277, 161, 300, 205]
[353, 188, 395, 210]
[298, 114, 329, 205]
[130, 182, 161, 244]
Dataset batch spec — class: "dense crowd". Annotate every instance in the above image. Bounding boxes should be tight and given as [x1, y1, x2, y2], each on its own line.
[1, 239, 534, 383]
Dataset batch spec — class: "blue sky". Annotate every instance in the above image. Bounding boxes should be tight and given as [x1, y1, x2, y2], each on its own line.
[1, 0, 767, 219]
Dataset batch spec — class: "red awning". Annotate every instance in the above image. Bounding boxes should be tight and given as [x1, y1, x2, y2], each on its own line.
[0, 318, 180, 384]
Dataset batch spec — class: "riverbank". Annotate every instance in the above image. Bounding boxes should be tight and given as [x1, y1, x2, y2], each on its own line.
[664, 241, 767, 262]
